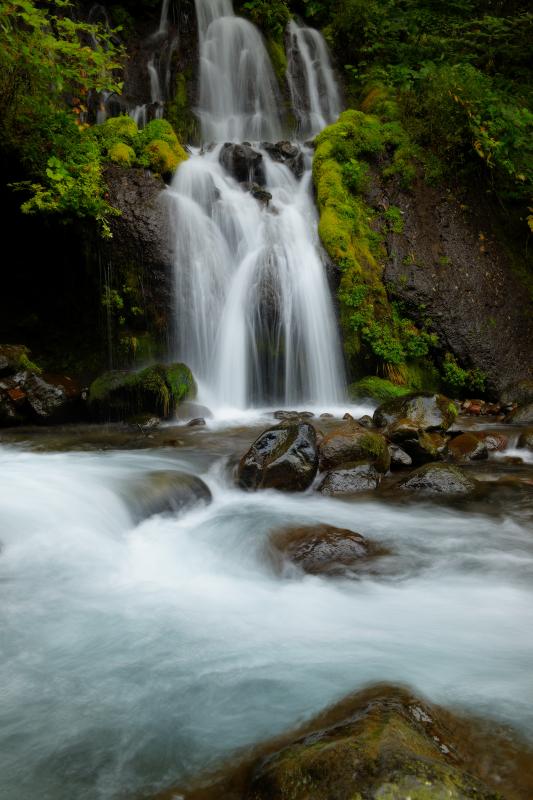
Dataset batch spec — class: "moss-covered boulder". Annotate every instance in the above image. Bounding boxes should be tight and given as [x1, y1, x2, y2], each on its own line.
[245, 685, 502, 800]
[374, 393, 457, 432]
[237, 422, 318, 492]
[319, 422, 391, 473]
[89, 363, 196, 421]
[399, 463, 479, 495]
[269, 524, 380, 576]
[0, 344, 40, 376]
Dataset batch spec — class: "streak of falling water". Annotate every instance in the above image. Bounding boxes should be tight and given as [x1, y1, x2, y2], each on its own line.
[168, 0, 345, 411]
[287, 19, 342, 137]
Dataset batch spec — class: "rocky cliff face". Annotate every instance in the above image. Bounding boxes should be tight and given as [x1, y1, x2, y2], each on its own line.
[379, 177, 533, 394]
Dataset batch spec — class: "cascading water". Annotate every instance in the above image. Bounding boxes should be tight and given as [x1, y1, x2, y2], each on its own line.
[168, 0, 346, 410]
[287, 19, 342, 137]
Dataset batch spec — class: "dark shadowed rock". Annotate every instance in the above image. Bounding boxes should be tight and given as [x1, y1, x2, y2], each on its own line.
[389, 443, 413, 468]
[318, 461, 381, 495]
[500, 379, 533, 407]
[127, 470, 211, 522]
[399, 463, 479, 495]
[319, 423, 390, 472]
[269, 524, 377, 575]
[237, 422, 318, 491]
[0, 344, 31, 377]
[261, 141, 305, 178]
[220, 143, 265, 184]
[187, 417, 206, 427]
[374, 393, 457, 432]
[517, 428, 533, 452]
[0, 370, 79, 424]
[505, 402, 533, 425]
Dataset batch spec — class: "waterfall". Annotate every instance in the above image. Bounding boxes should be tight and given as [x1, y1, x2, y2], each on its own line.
[287, 19, 342, 138]
[167, 0, 345, 410]
[157, 0, 170, 35]
[195, 0, 282, 143]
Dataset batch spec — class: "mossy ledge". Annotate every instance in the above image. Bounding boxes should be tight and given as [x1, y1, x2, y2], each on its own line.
[89, 363, 196, 421]
[312, 105, 440, 389]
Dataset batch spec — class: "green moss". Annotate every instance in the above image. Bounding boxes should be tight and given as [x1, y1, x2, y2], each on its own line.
[136, 119, 188, 174]
[108, 141, 135, 166]
[89, 362, 196, 420]
[313, 109, 439, 386]
[97, 115, 138, 145]
[266, 37, 288, 83]
[18, 352, 43, 375]
[349, 376, 411, 401]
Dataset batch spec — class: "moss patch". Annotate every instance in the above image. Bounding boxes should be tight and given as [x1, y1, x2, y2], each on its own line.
[89, 362, 196, 420]
[313, 108, 438, 385]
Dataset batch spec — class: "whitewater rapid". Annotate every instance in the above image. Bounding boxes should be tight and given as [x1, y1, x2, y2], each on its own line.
[1, 440, 533, 799]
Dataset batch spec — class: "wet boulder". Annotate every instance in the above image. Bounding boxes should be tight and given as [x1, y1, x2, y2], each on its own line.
[447, 432, 488, 462]
[517, 428, 533, 452]
[269, 524, 377, 576]
[0, 370, 80, 424]
[220, 143, 265, 184]
[88, 363, 196, 421]
[389, 427, 448, 466]
[318, 423, 390, 473]
[505, 402, 533, 425]
[176, 401, 213, 421]
[318, 461, 381, 496]
[399, 463, 479, 495]
[237, 422, 318, 491]
[127, 470, 211, 522]
[389, 443, 413, 468]
[374, 393, 457, 432]
[245, 685, 502, 800]
[261, 141, 305, 178]
[242, 182, 272, 205]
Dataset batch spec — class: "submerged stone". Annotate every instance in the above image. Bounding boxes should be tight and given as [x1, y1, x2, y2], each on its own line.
[127, 470, 211, 522]
[269, 524, 375, 576]
[237, 422, 318, 492]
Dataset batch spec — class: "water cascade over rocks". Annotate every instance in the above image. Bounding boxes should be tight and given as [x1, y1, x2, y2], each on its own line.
[166, 0, 346, 411]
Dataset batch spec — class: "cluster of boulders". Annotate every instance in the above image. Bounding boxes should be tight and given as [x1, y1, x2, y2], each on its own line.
[219, 140, 305, 206]
[0, 345, 83, 426]
[237, 393, 487, 499]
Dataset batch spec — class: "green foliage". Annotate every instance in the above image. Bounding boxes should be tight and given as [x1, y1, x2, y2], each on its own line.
[320, 0, 532, 226]
[136, 119, 188, 173]
[442, 353, 487, 396]
[0, 0, 125, 235]
[239, 0, 291, 37]
[383, 205, 404, 233]
[108, 142, 136, 166]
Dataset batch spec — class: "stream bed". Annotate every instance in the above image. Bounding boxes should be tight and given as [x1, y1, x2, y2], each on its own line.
[1, 413, 533, 799]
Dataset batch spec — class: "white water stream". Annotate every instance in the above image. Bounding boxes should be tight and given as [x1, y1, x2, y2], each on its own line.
[1, 440, 532, 800]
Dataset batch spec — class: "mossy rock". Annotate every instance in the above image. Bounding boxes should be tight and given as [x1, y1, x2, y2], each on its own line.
[374, 393, 457, 432]
[89, 363, 196, 421]
[137, 119, 188, 175]
[108, 142, 136, 166]
[319, 423, 391, 473]
[349, 376, 411, 402]
[0, 344, 41, 376]
[98, 115, 139, 145]
[246, 686, 502, 800]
